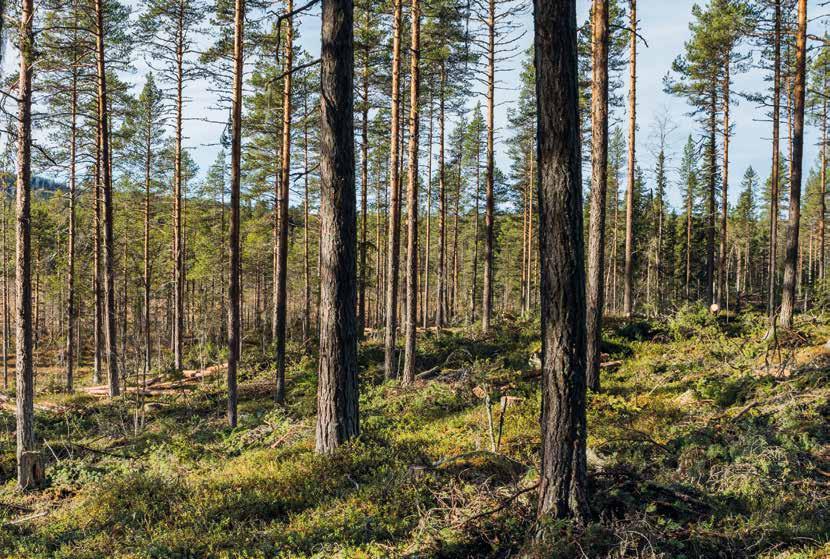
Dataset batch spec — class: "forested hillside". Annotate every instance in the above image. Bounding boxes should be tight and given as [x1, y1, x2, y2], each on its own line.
[0, 0, 827, 556]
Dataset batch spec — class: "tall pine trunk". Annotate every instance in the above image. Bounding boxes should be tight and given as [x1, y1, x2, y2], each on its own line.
[586, 0, 609, 392]
[482, 0, 495, 332]
[315, 0, 359, 452]
[534, 0, 588, 520]
[383, 0, 403, 378]
[779, 0, 807, 328]
[768, 0, 781, 325]
[623, 0, 636, 317]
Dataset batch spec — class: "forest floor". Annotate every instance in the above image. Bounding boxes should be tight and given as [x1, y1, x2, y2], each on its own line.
[0, 306, 828, 558]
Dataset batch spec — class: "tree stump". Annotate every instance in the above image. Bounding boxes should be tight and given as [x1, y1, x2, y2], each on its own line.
[18, 451, 44, 490]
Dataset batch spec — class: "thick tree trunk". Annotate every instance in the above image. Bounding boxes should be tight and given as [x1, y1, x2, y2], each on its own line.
[15, 0, 43, 489]
[227, 0, 244, 428]
[482, 0, 495, 332]
[316, 0, 359, 452]
[535, 0, 588, 520]
[779, 0, 806, 328]
[586, 0, 609, 393]
[274, 2, 293, 403]
[623, 0, 636, 317]
[95, 0, 119, 397]
[402, 0, 420, 385]
[383, 0, 403, 378]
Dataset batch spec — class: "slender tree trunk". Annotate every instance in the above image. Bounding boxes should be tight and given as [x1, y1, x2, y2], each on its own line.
[437, 67, 448, 328]
[2, 161, 7, 390]
[93, 144, 102, 385]
[358, 21, 370, 337]
[470, 137, 481, 321]
[821, 96, 827, 282]
[768, 0, 781, 325]
[143, 88, 153, 382]
[66, 67, 78, 393]
[315, 0, 359, 452]
[422, 95, 433, 329]
[383, 0, 403, 378]
[586, 0, 609, 393]
[15, 0, 43, 489]
[482, 0, 495, 332]
[172, 2, 185, 373]
[780, 0, 806, 328]
[303, 93, 311, 344]
[623, 0, 636, 317]
[95, 0, 119, 397]
[274, 2, 293, 403]
[718, 61, 731, 309]
[402, 0, 420, 385]
[534, 0, 588, 520]
[227, 0, 245, 427]
[706, 89, 717, 306]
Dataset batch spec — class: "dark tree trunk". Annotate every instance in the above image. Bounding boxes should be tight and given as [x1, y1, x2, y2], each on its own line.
[315, 0, 359, 452]
[274, 1, 294, 404]
[383, 0, 403, 378]
[586, 0, 609, 393]
[95, 0, 119, 397]
[402, 0, 420, 385]
[534, 0, 588, 521]
[227, 0, 245, 428]
[780, 0, 806, 328]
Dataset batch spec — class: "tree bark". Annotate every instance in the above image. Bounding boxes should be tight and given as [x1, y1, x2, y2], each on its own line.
[717, 62, 730, 309]
[586, 0, 609, 393]
[316, 0, 359, 452]
[482, 0, 496, 332]
[383, 0, 403, 378]
[779, 0, 806, 328]
[623, 0, 636, 317]
[227, 0, 245, 428]
[15, 0, 43, 489]
[768, 0, 781, 324]
[534, 0, 589, 521]
[437, 66, 447, 328]
[95, 0, 119, 397]
[358, 16, 370, 336]
[172, 1, 186, 373]
[66, 60, 78, 393]
[274, 1, 293, 403]
[402, 0, 420, 385]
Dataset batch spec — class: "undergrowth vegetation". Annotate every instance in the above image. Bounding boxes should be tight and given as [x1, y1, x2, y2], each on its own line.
[0, 307, 827, 558]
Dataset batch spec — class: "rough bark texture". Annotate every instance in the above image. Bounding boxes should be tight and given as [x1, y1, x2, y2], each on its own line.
[586, 0, 609, 393]
[16, 0, 43, 490]
[274, 1, 294, 404]
[402, 0, 420, 385]
[383, 0, 403, 378]
[534, 0, 589, 521]
[315, 0, 359, 453]
[227, 0, 244, 428]
[623, 0, 636, 317]
[779, 0, 806, 328]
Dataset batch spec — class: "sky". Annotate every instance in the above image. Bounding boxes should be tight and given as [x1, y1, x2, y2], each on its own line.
[6, 0, 830, 212]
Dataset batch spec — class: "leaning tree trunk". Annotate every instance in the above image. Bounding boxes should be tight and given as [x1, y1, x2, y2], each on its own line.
[95, 0, 119, 397]
[586, 0, 609, 393]
[315, 0, 359, 452]
[779, 0, 806, 329]
[402, 0, 420, 385]
[383, 0, 403, 379]
[534, 0, 589, 521]
[622, 0, 636, 318]
[227, 0, 245, 428]
[274, 1, 293, 404]
[15, 0, 43, 489]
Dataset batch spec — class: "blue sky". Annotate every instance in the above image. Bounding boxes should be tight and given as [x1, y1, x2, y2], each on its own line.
[11, 0, 830, 212]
